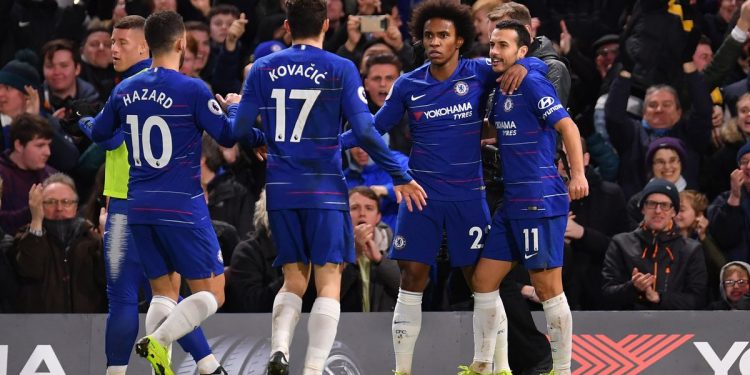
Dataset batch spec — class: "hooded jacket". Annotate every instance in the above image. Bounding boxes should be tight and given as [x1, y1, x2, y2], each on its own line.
[708, 261, 750, 310]
[602, 223, 707, 310]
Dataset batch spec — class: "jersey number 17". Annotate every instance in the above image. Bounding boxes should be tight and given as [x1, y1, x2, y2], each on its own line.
[271, 89, 321, 143]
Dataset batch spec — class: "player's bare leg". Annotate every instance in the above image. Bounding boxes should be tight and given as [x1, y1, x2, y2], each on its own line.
[268, 262, 311, 375]
[392, 260, 430, 375]
[302, 263, 344, 375]
[460, 259, 512, 375]
[529, 268, 571, 375]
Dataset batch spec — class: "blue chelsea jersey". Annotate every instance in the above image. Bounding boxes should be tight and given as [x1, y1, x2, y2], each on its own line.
[374, 58, 498, 201]
[235, 44, 381, 211]
[493, 69, 571, 219]
[91, 67, 236, 227]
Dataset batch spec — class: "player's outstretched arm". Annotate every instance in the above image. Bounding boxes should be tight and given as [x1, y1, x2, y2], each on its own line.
[90, 93, 121, 143]
[79, 117, 125, 151]
[555, 117, 589, 200]
[394, 180, 428, 212]
[229, 70, 266, 149]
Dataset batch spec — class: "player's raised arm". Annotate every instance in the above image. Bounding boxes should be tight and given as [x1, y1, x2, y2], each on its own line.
[555, 117, 588, 200]
[231, 63, 266, 149]
[194, 80, 239, 147]
[340, 75, 406, 150]
[90, 92, 122, 143]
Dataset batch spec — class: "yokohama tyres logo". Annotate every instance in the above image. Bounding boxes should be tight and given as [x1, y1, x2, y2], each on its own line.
[571, 334, 694, 374]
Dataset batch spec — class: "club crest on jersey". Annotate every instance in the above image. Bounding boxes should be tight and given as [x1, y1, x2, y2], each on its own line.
[503, 97, 513, 112]
[454, 81, 469, 96]
[393, 235, 406, 250]
[208, 99, 223, 116]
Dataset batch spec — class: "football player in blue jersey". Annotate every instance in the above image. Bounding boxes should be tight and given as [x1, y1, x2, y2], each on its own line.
[78, 15, 226, 375]
[91, 11, 239, 375]
[338, 1, 546, 374]
[467, 20, 589, 375]
[227, 0, 426, 373]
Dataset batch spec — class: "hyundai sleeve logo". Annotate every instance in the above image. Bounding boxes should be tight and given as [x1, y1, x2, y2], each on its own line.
[537, 96, 555, 109]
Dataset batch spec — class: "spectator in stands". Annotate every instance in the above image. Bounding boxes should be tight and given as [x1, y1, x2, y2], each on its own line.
[226, 189, 281, 312]
[707, 261, 750, 310]
[338, 3, 416, 73]
[180, 34, 200, 77]
[0, 114, 56, 235]
[9, 172, 106, 313]
[704, 0, 737, 50]
[203, 4, 248, 92]
[41, 39, 100, 118]
[471, 0, 504, 46]
[602, 179, 708, 310]
[626, 137, 692, 227]
[78, 26, 115, 100]
[562, 141, 629, 310]
[201, 134, 254, 240]
[488, 2, 571, 106]
[605, 44, 713, 199]
[348, 186, 400, 312]
[708, 141, 750, 265]
[344, 146, 407, 230]
[186, 21, 212, 79]
[323, 0, 347, 52]
[0, 59, 79, 172]
[361, 53, 410, 154]
[676, 190, 725, 302]
[703, 93, 750, 200]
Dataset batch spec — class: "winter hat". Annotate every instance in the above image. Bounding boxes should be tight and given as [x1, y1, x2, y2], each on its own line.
[645, 137, 688, 169]
[252, 40, 286, 62]
[737, 140, 750, 166]
[0, 59, 41, 93]
[639, 178, 680, 212]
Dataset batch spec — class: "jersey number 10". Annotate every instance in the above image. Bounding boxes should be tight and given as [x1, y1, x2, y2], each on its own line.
[126, 115, 173, 169]
[271, 89, 321, 142]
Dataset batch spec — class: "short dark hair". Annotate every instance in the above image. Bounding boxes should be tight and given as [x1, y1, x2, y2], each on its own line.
[42, 39, 80, 66]
[285, 0, 327, 40]
[185, 21, 210, 34]
[409, 0, 475, 55]
[349, 186, 381, 211]
[145, 11, 185, 56]
[364, 53, 402, 77]
[208, 4, 240, 20]
[495, 19, 531, 48]
[10, 113, 54, 146]
[114, 15, 146, 30]
[81, 26, 111, 45]
[487, 2, 531, 25]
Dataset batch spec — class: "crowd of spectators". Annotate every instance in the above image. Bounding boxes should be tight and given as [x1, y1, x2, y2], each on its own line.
[1, 0, 749, 313]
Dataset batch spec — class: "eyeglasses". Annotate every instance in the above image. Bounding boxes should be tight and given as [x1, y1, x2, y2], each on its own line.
[42, 199, 78, 208]
[643, 200, 673, 211]
[723, 279, 749, 288]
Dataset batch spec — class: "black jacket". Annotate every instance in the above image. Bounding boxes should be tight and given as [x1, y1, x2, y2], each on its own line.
[208, 173, 256, 240]
[602, 225, 707, 310]
[708, 190, 750, 264]
[564, 167, 629, 309]
[530, 35, 571, 108]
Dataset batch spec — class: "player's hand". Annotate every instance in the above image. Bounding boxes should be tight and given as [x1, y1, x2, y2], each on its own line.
[98, 207, 108, 234]
[567, 173, 589, 200]
[28, 184, 44, 223]
[254, 145, 268, 161]
[215, 93, 242, 111]
[394, 180, 427, 212]
[498, 63, 527, 95]
[480, 137, 497, 147]
[564, 212, 584, 240]
[226, 13, 248, 51]
[559, 20, 571, 55]
[24, 85, 40, 116]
